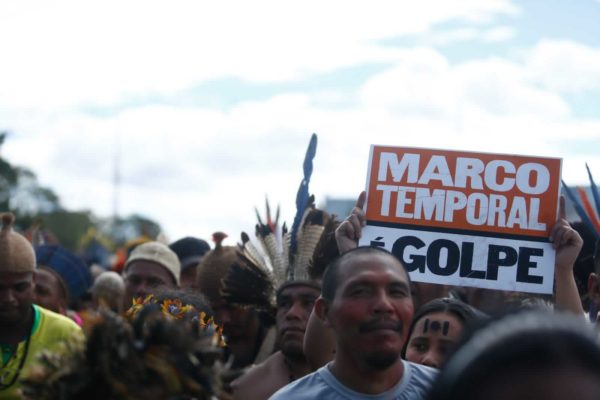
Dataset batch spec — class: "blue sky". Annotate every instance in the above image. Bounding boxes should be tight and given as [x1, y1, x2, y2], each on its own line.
[1, 0, 599, 241]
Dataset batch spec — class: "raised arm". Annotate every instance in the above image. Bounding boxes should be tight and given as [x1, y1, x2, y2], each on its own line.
[335, 191, 366, 254]
[552, 196, 585, 315]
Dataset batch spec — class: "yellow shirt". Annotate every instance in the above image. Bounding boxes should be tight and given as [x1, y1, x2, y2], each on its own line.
[0, 305, 83, 399]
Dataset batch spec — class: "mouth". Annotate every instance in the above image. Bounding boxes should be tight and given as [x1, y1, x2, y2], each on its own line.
[281, 326, 305, 335]
[359, 319, 402, 334]
[0, 308, 18, 318]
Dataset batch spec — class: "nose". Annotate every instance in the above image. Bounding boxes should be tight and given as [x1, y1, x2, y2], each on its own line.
[372, 289, 394, 314]
[285, 300, 307, 321]
[420, 351, 440, 369]
[0, 289, 17, 304]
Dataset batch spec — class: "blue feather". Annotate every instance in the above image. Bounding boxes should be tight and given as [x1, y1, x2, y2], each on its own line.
[562, 180, 600, 239]
[290, 134, 318, 259]
[585, 163, 600, 220]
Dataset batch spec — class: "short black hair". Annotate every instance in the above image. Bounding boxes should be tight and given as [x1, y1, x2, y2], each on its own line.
[321, 246, 410, 302]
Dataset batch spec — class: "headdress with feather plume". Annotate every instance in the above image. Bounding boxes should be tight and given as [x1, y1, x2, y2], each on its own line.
[221, 134, 341, 309]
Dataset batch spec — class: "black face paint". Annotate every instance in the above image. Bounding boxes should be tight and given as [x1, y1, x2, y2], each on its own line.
[442, 321, 450, 336]
[422, 318, 451, 336]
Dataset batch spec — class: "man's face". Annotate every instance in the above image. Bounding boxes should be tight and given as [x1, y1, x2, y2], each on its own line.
[322, 253, 414, 370]
[211, 299, 258, 340]
[0, 271, 34, 325]
[123, 260, 176, 306]
[179, 264, 199, 289]
[276, 284, 320, 359]
[34, 268, 67, 314]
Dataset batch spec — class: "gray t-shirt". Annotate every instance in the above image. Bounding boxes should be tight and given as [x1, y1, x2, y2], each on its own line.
[269, 359, 437, 400]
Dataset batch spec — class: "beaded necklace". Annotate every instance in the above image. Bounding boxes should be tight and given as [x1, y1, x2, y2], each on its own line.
[0, 331, 32, 390]
[0, 312, 34, 390]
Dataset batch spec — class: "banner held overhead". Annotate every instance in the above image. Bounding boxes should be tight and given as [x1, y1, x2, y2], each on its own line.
[359, 145, 562, 294]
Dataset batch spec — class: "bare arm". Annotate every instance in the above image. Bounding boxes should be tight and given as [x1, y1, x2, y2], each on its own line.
[552, 196, 585, 315]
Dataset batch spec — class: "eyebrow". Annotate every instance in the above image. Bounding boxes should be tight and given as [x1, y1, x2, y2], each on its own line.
[389, 282, 410, 291]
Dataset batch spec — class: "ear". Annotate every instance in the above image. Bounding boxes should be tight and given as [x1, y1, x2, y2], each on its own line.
[314, 296, 331, 327]
[588, 273, 600, 305]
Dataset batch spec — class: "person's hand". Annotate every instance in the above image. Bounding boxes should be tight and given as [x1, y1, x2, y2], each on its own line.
[335, 191, 366, 254]
[551, 196, 583, 275]
[551, 195, 585, 315]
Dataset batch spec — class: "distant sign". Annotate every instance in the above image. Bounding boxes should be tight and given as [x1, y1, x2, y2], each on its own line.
[359, 146, 562, 294]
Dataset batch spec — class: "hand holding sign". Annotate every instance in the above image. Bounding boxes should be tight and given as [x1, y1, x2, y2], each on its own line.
[551, 195, 585, 315]
[551, 196, 583, 273]
[359, 145, 562, 294]
[335, 191, 366, 254]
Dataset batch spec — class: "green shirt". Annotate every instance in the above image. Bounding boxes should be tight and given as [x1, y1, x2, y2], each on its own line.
[0, 305, 83, 399]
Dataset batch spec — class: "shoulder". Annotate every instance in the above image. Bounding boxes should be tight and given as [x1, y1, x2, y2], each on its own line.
[35, 305, 83, 340]
[397, 360, 438, 400]
[407, 360, 438, 382]
[269, 368, 330, 400]
[232, 352, 285, 400]
[254, 326, 278, 364]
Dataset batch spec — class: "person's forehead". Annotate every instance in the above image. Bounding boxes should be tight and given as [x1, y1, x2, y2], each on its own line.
[0, 271, 34, 285]
[35, 268, 61, 283]
[127, 260, 171, 278]
[413, 312, 463, 335]
[278, 284, 320, 299]
[338, 252, 408, 285]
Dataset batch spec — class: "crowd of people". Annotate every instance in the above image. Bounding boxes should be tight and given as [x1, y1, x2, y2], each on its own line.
[2, 180, 600, 399]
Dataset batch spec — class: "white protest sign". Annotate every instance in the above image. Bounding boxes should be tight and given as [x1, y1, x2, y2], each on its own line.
[358, 146, 562, 294]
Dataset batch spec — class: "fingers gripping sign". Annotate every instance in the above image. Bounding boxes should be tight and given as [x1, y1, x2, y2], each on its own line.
[335, 191, 367, 253]
[551, 196, 583, 273]
[551, 195, 585, 315]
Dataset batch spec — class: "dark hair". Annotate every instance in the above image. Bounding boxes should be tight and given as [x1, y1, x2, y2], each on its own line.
[402, 297, 485, 358]
[169, 237, 211, 271]
[37, 265, 70, 303]
[152, 287, 213, 315]
[321, 246, 410, 302]
[427, 310, 600, 400]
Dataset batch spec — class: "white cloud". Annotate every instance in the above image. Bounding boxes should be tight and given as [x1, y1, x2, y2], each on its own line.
[481, 26, 516, 42]
[417, 26, 515, 46]
[5, 53, 599, 240]
[3, 0, 600, 241]
[0, 0, 518, 110]
[525, 39, 600, 92]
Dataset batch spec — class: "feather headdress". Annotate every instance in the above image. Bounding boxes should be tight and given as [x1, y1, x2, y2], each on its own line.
[222, 134, 339, 310]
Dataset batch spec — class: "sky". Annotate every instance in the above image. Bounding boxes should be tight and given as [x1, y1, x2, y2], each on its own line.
[1, 0, 599, 245]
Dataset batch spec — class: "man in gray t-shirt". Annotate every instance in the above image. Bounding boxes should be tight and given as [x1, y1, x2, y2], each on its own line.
[270, 246, 437, 399]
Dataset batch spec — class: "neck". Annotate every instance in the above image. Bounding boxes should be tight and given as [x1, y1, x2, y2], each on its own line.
[229, 320, 264, 368]
[329, 351, 404, 395]
[283, 353, 312, 381]
[0, 305, 34, 346]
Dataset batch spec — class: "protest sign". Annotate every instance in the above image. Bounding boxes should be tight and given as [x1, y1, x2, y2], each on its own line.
[358, 146, 562, 294]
